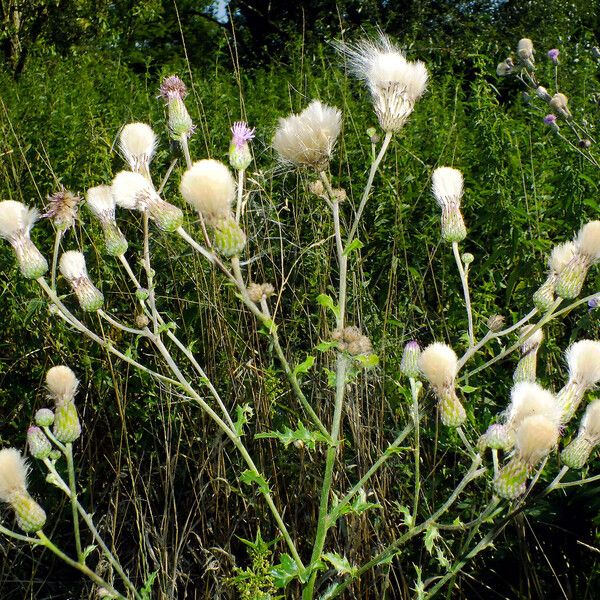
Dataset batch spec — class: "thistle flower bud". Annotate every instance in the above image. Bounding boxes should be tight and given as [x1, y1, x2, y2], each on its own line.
[34, 408, 54, 427]
[180, 160, 236, 223]
[46, 365, 79, 403]
[418, 343, 466, 427]
[119, 123, 157, 175]
[59, 251, 104, 312]
[0, 448, 46, 532]
[366, 127, 380, 143]
[335, 34, 428, 132]
[561, 399, 600, 468]
[0, 200, 48, 279]
[44, 188, 80, 231]
[494, 415, 559, 499]
[549, 93, 571, 120]
[86, 186, 128, 256]
[272, 100, 342, 169]
[247, 282, 275, 303]
[213, 217, 246, 257]
[431, 167, 467, 243]
[462, 252, 474, 265]
[478, 423, 511, 452]
[579, 138, 592, 149]
[400, 340, 421, 379]
[112, 171, 183, 232]
[547, 48, 560, 64]
[555, 222, 600, 299]
[159, 75, 194, 140]
[53, 400, 81, 443]
[557, 340, 600, 423]
[27, 426, 52, 459]
[229, 121, 255, 171]
[332, 326, 373, 356]
[513, 325, 544, 383]
[487, 315, 505, 333]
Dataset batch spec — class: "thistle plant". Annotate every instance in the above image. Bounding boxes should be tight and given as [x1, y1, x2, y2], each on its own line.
[1, 30, 600, 600]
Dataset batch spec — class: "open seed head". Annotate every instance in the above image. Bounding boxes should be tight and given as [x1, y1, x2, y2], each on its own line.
[46, 365, 79, 403]
[180, 159, 236, 222]
[515, 414, 559, 465]
[86, 185, 116, 221]
[566, 340, 600, 387]
[432, 167, 464, 208]
[59, 250, 88, 281]
[580, 399, 600, 444]
[111, 171, 156, 211]
[0, 448, 28, 502]
[506, 382, 561, 428]
[0, 200, 39, 241]
[577, 221, 600, 261]
[418, 342, 457, 388]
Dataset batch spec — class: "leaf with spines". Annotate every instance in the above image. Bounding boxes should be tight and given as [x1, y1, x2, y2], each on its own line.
[322, 552, 357, 576]
[255, 421, 328, 450]
[271, 554, 299, 588]
[240, 469, 270, 494]
[293, 355, 315, 377]
[234, 404, 254, 436]
[317, 293, 341, 320]
[424, 525, 440, 554]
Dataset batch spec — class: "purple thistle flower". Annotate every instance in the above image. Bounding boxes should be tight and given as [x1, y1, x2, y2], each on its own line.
[547, 49, 560, 63]
[589, 296, 600, 311]
[160, 75, 187, 100]
[543, 114, 557, 125]
[231, 121, 255, 149]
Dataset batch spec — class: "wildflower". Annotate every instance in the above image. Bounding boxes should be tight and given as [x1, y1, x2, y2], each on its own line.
[180, 159, 236, 223]
[59, 251, 104, 312]
[112, 171, 183, 232]
[555, 221, 600, 299]
[229, 121, 255, 171]
[561, 399, 600, 469]
[272, 100, 342, 169]
[34, 408, 54, 427]
[44, 187, 80, 231]
[400, 340, 421, 379]
[418, 343, 466, 427]
[0, 200, 48, 279]
[513, 326, 544, 383]
[159, 75, 194, 140]
[86, 186, 128, 256]
[46, 366, 81, 444]
[547, 48, 560, 64]
[589, 296, 600, 311]
[556, 340, 600, 423]
[0, 448, 46, 532]
[27, 426, 52, 460]
[431, 167, 467, 243]
[494, 415, 559, 498]
[119, 123, 157, 175]
[549, 93, 571, 120]
[336, 34, 428, 132]
[533, 241, 577, 311]
[517, 38, 535, 69]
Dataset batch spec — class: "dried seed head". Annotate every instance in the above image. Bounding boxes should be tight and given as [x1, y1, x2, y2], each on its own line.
[515, 414, 559, 465]
[580, 399, 600, 444]
[46, 365, 79, 403]
[272, 100, 342, 169]
[0, 448, 28, 502]
[566, 340, 600, 388]
[111, 170, 156, 211]
[86, 186, 116, 222]
[487, 315, 505, 332]
[0, 200, 39, 241]
[418, 343, 457, 388]
[548, 241, 577, 273]
[517, 38, 534, 63]
[44, 187, 80, 231]
[519, 325, 544, 354]
[332, 326, 372, 355]
[577, 221, 600, 261]
[180, 159, 236, 223]
[431, 167, 467, 242]
[549, 93, 571, 119]
[59, 251, 88, 281]
[119, 123, 157, 173]
[506, 382, 561, 429]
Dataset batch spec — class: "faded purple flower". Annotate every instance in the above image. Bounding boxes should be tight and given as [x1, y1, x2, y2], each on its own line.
[231, 121, 255, 149]
[547, 49, 560, 63]
[589, 296, 600, 311]
[543, 114, 557, 125]
[44, 187, 80, 230]
[159, 75, 187, 101]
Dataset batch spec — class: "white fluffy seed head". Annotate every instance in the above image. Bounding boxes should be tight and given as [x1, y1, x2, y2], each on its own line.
[0, 200, 39, 240]
[180, 159, 236, 221]
[418, 342, 457, 387]
[59, 250, 88, 281]
[506, 382, 561, 428]
[0, 448, 28, 502]
[432, 167, 464, 208]
[111, 171, 155, 210]
[576, 221, 600, 261]
[566, 340, 600, 387]
[119, 123, 157, 172]
[548, 241, 577, 273]
[272, 100, 342, 169]
[515, 415, 559, 465]
[86, 186, 116, 220]
[580, 399, 600, 443]
[46, 365, 79, 403]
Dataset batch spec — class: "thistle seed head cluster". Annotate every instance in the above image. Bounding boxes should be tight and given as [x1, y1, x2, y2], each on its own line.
[59, 251, 104, 312]
[431, 167, 467, 243]
[272, 100, 342, 169]
[0, 200, 48, 279]
[332, 326, 372, 355]
[44, 188, 80, 231]
[119, 123, 158, 174]
[0, 448, 46, 532]
[336, 34, 428, 132]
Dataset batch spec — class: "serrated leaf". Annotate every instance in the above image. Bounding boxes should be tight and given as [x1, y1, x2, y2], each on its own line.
[324, 368, 337, 388]
[293, 355, 315, 377]
[436, 547, 450, 569]
[157, 321, 177, 334]
[424, 525, 440, 554]
[322, 552, 357, 576]
[316, 340, 337, 352]
[397, 504, 414, 528]
[234, 404, 254, 436]
[271, 553, 299, 588]
[316, 293, 341, 320]
[139, 571, 158, 599]
[255, 421, 328, 450]
[82, 544, 96, 560]
[240, 469, 270, 494]
[343, 239, 364, 256]
[354, 353, 379, 368]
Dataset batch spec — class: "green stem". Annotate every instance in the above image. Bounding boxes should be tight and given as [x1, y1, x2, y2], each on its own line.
[452, 242, 474, 348]
[235, 169, 245, 223]
[50, 229, 63, 292]
[410, 378, 421, 523]
[65, 443, 83, 563]
[0, 523, 40, 544]
[36, 531, 126, 600]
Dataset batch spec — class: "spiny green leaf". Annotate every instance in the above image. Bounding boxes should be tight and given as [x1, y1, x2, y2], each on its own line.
[322, 552, 357, 576]
[271, 553, 299, 588]
[293, 355, 315, 377]
[240, 469, 270, 494]
[343, 238, 363, 256]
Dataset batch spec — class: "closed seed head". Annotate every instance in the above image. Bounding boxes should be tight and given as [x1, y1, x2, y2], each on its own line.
[0, 200, 39, 241]
[515, 415, 559, 465]
[119, 123, 157, 172]
[432, 167, 464, 208]
[548, 241, 577, 273]
[506, 382, 561, 428]
[580, 399, 600, 444]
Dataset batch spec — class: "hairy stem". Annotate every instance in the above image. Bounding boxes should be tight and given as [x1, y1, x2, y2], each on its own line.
[452, 242, 474, 348]
[64, 443, 83, 563]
